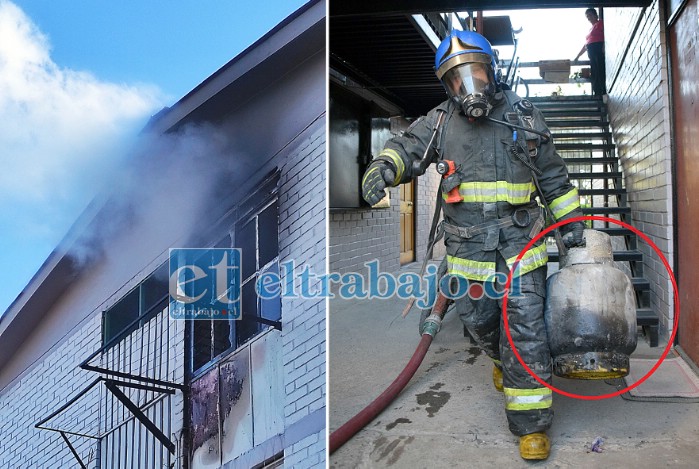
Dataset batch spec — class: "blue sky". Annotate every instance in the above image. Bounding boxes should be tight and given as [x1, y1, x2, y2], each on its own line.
[0, 0, 309, 315]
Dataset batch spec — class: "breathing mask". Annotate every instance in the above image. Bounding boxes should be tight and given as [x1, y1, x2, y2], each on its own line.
[442, 62, 496, 118]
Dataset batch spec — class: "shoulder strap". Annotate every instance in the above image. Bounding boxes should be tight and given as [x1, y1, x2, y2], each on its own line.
[434, 100, 456, 160]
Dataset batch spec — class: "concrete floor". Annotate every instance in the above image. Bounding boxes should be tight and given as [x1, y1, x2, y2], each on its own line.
[328, 264, 699, 468]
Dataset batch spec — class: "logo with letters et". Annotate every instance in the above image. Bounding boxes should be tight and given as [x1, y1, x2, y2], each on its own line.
[169, 248, 241, 320]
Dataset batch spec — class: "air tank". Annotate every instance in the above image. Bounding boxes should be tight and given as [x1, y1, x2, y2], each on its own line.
[544, 229, 637, 379]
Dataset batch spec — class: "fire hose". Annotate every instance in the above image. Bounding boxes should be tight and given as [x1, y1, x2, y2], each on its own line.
[329, 292, 452, 454]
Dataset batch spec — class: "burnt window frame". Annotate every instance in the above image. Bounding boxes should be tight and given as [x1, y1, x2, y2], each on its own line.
[188, 184, 281, 378]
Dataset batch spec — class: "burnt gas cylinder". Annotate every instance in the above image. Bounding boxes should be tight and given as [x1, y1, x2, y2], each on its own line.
[544, 229, 637, 379]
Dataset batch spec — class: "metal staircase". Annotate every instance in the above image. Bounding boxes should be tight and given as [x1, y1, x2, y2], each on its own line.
[530, 95, 660, 346]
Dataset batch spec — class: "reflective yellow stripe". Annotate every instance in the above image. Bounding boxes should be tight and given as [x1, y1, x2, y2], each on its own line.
[492, 358, 502, 366]
[447, 244, 546, 281]
[506, 243, 548, 277]
[378, 149, 405, 185]
[361, 166, 389, 198]
[362, 166, 380, 187]
[504, 387, 553, 411]
[446, 255, 496, 282]
[549, 187, 580, 220]
[505, 387, 553, 396]
[443, 181, 536, 204]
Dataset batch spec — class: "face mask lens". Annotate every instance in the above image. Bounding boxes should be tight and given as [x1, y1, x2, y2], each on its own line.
[443, 63, 491, 99]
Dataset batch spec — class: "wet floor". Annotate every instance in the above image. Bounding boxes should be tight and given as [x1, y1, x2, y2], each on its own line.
[329, 269, 699, 468]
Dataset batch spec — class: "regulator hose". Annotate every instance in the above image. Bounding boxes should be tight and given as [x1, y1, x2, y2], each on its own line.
[329, 293, 452, 454]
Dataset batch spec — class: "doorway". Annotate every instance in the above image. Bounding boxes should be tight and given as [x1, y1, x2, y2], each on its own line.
[400, 180, 415, 265]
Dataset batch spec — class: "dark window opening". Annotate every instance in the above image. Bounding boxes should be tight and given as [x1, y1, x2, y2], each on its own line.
[258, 203, 279, 268]
[192, 320, 212, 371]
[102, 263, 169, 346]
[239, 219, 256, 282]
[329, 83, 394, 209]
[103, 289, 139, 344]
[253, 452, 284, 469]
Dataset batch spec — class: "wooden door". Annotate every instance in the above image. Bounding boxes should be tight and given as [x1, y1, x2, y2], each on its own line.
[400, 180, 415, 265]
[670, 0, 699, 365]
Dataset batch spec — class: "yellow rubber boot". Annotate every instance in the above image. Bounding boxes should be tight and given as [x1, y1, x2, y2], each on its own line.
[519, 432, 550, 460]
[492, 366, 504, 392]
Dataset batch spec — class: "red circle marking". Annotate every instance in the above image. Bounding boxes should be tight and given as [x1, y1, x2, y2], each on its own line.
[503, 215, 679, 400]
[469, 283, 484, 300]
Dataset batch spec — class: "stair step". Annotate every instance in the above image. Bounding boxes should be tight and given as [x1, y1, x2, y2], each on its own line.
[613, 249, 643, 261]
[529, 96, 603, 103]
[548, 249, 642, 263]
[547, 119, 609, 128]
[636, 308, 659, 325]
[595, 226, 635, 236]
[551, 132, 612, 140]
[546, 227, 634, 236]
[582, 206, 632, 215]
[556, 143, 616, 151]
[569, 171, 623, 179]
[636, 308, 659, 347]
[632, 277, 651, 291]
[535, 99, 603, 106]
[541, 110, 606, 118]
[563, 157, 618, 164]
[578, 188, 626, 196]
[538, 105, 604, 114]
[596, 227, 634, 236]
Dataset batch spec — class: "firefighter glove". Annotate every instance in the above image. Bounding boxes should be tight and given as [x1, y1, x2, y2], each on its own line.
[561, 221, 586, 248]
[362, 160, 396, 205]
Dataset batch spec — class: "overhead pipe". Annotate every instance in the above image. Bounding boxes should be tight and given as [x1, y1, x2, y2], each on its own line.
[329, 293, 452, 454]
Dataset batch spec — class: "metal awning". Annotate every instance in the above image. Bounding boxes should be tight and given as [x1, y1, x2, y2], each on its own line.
[330, 14, 520, 116]
[35, 377, 177, 468]
[330, 2, 650, 117]
[331, 14, 443, 116]
[35, 306, 183, 468]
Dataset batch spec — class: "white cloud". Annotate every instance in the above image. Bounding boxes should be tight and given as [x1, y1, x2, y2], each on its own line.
[0, 0, 165, 238]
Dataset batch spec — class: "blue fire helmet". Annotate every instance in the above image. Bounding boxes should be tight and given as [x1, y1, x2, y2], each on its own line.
[435, 30, 497, 80]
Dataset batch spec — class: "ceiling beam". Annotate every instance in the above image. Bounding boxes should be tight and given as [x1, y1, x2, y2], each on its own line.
[331, 1, 652, 17]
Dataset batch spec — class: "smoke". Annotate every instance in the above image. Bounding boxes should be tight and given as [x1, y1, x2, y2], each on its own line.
[0, 0, 164, 311]
[68, 123, 237, 266]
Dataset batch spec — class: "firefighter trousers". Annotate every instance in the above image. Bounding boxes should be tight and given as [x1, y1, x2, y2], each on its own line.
[454, 251, 553, 436]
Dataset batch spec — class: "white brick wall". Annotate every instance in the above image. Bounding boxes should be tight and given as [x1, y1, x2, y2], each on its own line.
[0, 311, 186, 469]
[0, 316, 100, 468]
[606, 0, 675, 335]
[278, 121, 326, 467]
[329, 190, 402, 278]
[285, 432, 324, 469]
[328, 167, 444, 281]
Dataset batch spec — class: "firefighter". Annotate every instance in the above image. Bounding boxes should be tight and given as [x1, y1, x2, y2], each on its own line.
[361, 30, 585, 460]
